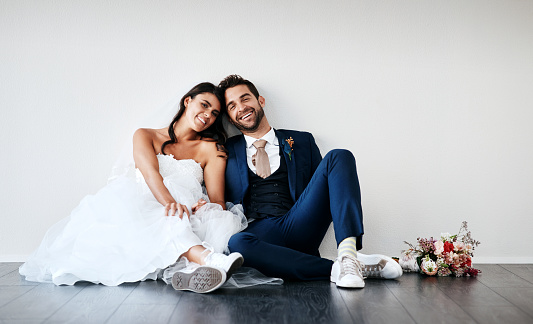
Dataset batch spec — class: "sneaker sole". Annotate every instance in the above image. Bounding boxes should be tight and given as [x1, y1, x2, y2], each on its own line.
[171, 266, 226, 293]
[357, 253, 403, 279]
[330, 276, 365, 288]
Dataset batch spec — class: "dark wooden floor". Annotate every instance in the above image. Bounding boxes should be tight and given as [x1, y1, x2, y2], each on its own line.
[1, 263, 532, 324]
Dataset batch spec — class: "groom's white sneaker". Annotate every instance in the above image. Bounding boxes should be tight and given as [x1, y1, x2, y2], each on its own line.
[204, 251, 244, 278]
[331, 254, 365, 288]
[356, 253, 403, 279]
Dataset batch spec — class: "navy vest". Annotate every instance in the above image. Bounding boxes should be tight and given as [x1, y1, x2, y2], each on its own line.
[244, 152, 294, 219]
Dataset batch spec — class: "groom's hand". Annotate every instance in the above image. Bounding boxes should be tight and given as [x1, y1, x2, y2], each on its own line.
[165, 202, 190, 219]
[191, 199, 207, 214]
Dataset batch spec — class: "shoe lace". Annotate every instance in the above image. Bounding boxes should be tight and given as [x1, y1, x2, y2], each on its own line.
[201, 242, 226, 268]
[341, 255, 364, 277]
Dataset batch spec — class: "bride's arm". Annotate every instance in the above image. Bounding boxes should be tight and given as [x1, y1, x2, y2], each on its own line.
[203, 142, 227, 210]
[133, 128, 189, 218]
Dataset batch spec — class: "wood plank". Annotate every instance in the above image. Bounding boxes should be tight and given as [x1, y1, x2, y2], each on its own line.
[105, 304, 175, 324]
[0, 286, 36, 308]
[169, 291, 237, 323]
[0, 263, 22, 278]
[170, 281, 352, 324]
[337, 286, 415, 323]
[474, 264, 533, 288]
[0, 270, 40, 286]
[215, 285, 290, 323]
[384, 271, 437, 288]
[389, 286, 475, 323]
[0, 283, 85, 321]
[337, 285, 403, 307]
[169, 285, 290, 324]
[121, 280, 182, 305]
[285, 281, 353, 324]
[500, 264, 533, 284]
[461, 306, 533, 324]
[491, 287, 533, 318]
[438, 284, 514, 307]
[44, 283, 138, 324]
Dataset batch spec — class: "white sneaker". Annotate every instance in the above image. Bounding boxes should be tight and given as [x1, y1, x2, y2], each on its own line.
[204, 251, 244, 277]
[331, 254, 365, 288]
[171, 266, 226, 293]
[356, 253, 403, 279]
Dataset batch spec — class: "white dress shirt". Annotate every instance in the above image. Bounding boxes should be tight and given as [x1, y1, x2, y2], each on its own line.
[244, 128, 280, 175]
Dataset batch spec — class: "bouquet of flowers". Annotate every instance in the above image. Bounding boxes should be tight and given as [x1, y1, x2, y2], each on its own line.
[401, 221, 481, 277]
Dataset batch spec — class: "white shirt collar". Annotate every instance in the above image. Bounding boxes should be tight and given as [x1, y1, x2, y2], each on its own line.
[244, 128, 277, 148]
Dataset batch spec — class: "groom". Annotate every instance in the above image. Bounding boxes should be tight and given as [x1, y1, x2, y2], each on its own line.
[219, 75, 401, 288]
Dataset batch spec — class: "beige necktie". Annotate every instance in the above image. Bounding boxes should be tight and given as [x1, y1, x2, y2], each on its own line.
[252, 139, 271, 178]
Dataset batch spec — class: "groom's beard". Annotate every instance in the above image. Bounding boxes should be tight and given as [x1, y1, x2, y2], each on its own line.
[231, 107, 265, 132]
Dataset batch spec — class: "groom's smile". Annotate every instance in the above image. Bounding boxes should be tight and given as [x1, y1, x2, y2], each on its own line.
[239, 110, 254, 121]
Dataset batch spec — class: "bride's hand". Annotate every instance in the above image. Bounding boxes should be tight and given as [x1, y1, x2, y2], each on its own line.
[191, 199, 207, 214]
[165, 202, 190, 219]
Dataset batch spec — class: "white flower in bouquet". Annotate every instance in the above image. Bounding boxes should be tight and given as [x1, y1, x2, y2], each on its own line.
[421, 256, 438, 275]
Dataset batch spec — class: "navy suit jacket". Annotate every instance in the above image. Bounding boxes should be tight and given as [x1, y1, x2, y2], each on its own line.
[225, 129, 322, 210]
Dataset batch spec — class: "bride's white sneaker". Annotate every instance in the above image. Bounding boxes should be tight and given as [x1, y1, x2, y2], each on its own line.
[356, 253, 403, 279]
[204, 251, 244, 277]
[331, 254, 365, 288]
[171, 265, 226, 293]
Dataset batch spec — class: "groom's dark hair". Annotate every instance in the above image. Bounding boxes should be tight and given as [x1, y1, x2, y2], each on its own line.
[219, 75, 260, 99]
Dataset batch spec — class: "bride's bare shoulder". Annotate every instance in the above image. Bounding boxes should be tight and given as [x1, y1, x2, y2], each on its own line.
[134, 128, 169, 141]
[198, 138, 227, 160]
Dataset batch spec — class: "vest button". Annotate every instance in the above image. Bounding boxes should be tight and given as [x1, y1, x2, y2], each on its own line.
[252, 184, 257, 188]
[274, 193, 278, 196]
[273, 183, 278, 187]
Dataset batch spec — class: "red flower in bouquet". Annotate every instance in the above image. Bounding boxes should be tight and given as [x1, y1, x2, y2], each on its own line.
[443, 242, 454, 253]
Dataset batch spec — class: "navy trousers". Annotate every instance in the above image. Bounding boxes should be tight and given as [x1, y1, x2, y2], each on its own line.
[228, 149, 364, 280]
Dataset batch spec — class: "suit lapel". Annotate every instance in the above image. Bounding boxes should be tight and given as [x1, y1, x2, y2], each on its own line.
[275, 129, 297, 201]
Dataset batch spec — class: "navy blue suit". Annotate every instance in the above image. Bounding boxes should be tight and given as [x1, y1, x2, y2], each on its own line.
[225, 129, 364, 280]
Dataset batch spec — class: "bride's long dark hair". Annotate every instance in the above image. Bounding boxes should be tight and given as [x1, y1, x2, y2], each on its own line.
[161, 82, 227, 156]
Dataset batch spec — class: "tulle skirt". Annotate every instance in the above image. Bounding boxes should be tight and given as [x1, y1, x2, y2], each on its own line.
[19, 174, 247, 286]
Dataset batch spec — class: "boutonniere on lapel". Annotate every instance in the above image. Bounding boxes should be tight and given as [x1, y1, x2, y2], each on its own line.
[283, 137, 294, 161]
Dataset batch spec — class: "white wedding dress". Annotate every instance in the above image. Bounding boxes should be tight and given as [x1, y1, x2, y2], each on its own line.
[19, 154, 248, 286]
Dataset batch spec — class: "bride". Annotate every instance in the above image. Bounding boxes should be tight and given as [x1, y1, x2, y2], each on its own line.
[19, 82, 248, 293]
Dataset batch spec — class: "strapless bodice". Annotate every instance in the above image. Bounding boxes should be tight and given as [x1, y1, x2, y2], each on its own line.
[136, 154, 203, 184]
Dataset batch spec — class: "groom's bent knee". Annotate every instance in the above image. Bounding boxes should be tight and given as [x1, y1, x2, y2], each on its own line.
[228, 232, 258, 255]
[325, 149, 356, 166]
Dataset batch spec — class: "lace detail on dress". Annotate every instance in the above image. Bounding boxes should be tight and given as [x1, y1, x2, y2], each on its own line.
[156, 154, 203, 183]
